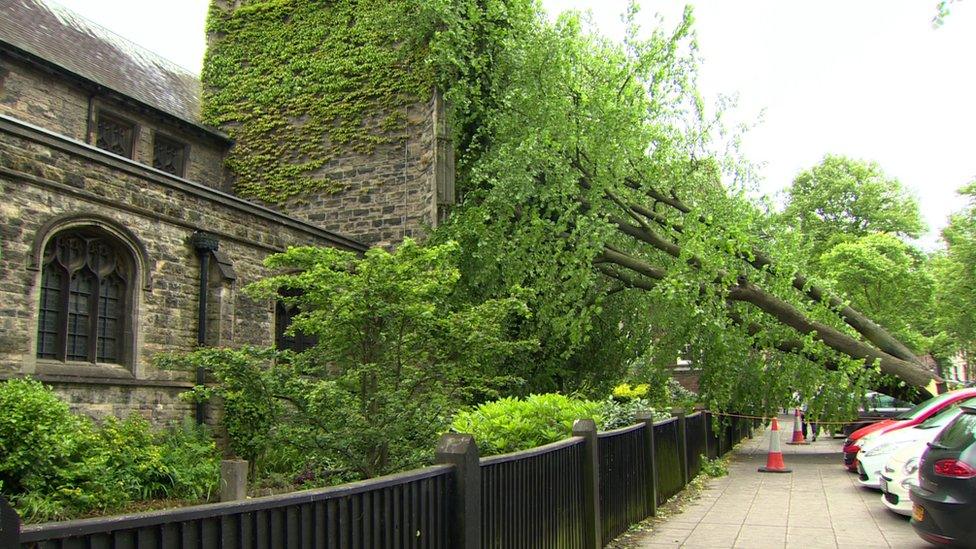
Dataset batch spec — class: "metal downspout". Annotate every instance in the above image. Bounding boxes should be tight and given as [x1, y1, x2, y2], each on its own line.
[191, 231, 219, 424]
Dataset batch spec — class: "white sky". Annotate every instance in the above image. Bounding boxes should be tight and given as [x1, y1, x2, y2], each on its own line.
[50, 0, 975, 249]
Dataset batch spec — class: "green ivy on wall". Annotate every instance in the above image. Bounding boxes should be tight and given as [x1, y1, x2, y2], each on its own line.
[201, 0, 435, 204]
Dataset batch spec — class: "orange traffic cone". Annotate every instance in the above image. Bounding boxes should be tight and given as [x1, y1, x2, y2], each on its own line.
[786, 408, 809, 445]
[758, 417, 792, 473]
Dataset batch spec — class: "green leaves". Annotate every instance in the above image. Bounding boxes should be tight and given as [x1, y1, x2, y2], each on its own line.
[0, 379, 220, 523]
[450, 393, 605, 455]
[782, 155, 925, 256]
[203, 0, 438, 203]
[164, 239, 534, 480]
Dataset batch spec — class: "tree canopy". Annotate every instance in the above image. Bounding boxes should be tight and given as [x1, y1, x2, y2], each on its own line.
[782, 155, 925, 256]
[429, 2, 941, 408]
[933, 182, 976, 376]
[204, 0, 943, 416]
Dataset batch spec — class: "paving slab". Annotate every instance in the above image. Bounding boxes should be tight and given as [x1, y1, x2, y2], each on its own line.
[632, 416, 930, 549]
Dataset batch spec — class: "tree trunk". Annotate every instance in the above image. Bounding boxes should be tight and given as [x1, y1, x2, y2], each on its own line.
[726, 281, 938, 388]
[595, 238, 941, 390]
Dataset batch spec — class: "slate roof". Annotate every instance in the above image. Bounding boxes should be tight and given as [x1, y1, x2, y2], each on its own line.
[0, 0, 204, 126]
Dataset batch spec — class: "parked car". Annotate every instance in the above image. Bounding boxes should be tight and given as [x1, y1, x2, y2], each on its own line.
[910, 405, 976, 547]
[879, 441, 925, 516]
[841, 391, 914, 438]
[843, 388, 976, 471]
[856, 400, 973, 488]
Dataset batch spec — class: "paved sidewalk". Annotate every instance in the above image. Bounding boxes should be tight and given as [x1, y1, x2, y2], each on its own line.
[634, 417, 928, 548]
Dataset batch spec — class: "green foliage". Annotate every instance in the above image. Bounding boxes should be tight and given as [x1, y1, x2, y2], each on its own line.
[450, 394, 604, 455]
[782, 156, 951, 373]
[933, 182, 976, 375]
[0, 378, 81, 494]
[819, 232, 934, 350]
[158, 346, 280, 470]
[202, 0, 435, 202]
[203, 0, 932, 416]
[600, 398, 669, 430]
[612, 382, 650, 401]
[783, 155, 925, 255]
[430, 3, 702, 397]
[0, 379, 219, 523]
[700, 455, 728, 477]
[164, 239, 533, 480]
[156, 420, 223, 501]
[667, 379, 700, 412]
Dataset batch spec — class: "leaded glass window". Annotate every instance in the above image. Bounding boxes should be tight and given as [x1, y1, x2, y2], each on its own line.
[95, 111, 135, 158]
[275, 297, 317, 353]
[36, 230, 130, 364]
[152, 134, 187, 176]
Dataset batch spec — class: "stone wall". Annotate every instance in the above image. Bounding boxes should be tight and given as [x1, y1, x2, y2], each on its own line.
[276, 92, 455, 249]
[0, 114, 364, 425]
[0, 53, 231, 192]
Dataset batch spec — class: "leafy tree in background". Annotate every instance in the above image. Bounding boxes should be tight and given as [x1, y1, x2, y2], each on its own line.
[783, 155, 925, 256]
[818, 232, 935, 352]
[933, 182, 976, 377]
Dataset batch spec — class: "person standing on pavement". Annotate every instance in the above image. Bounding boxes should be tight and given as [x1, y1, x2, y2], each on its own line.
[801, 400, 819, 441]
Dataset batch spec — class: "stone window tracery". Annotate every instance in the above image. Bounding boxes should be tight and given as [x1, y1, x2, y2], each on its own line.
[152, 133, 188, 176]
[95, 111, 136, 158]
[36, 230, 132, 365]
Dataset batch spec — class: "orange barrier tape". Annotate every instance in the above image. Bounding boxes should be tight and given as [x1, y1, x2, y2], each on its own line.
[707, 410, 893, 426]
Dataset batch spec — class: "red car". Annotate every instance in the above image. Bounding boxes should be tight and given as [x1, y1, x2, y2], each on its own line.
[843, 388, 976, 471]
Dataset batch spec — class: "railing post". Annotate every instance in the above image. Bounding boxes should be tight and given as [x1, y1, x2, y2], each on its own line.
[636, 411, 658, 517]
[1, 496, 20, 548]
[672, 408, 689, 486]
[700, 409, 711, 461]
[435, 433, 481, 549]
[572, 419, 602, 549]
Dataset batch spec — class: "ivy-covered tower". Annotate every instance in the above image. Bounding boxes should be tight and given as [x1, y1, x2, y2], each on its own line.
[202, 0, 454, 248]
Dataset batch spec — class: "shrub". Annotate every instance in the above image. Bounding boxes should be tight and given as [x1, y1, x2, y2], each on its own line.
[0, 379, 220, 523]
[159, 240, 533, 482]
[450, 394, 604, 455]
[600, 398, 670, 429]
[667, 378, 700, 411]
[157, 420, 221, 500]
[611, 382, 650, 401]
[0, 379, 86, 494]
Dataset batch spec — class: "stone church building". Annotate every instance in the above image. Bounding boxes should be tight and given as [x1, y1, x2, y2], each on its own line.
[0, 0, 453, 424]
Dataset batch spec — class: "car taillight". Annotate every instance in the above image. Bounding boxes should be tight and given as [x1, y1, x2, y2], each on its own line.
[847, 445, 860, 454]
[933, 459, 976, 479]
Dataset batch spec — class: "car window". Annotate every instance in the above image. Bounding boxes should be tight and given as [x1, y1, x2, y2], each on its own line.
[894, 391, 972, 420]
[917, 403, 966, 429]
[934, 412, 976, 450]
[864, 392, 912, 412]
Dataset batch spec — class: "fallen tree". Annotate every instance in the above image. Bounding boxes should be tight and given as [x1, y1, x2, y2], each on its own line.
[429, 2, 941, 403]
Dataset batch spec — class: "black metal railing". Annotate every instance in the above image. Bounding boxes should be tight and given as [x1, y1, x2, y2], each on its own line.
[597, 423, 651, 542]
[705, 411, 721, 459]
[2, 408, 754, 549]
[652, 418, 684, 505]
[684, 412, 706, 479]
[17, 466, 454, 549]
[480, 437, 588, 548]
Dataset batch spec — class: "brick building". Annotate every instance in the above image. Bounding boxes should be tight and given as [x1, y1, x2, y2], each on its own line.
[0, 0, 451, 423]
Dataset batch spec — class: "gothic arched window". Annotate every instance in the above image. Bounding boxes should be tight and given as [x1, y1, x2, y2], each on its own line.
[36, 230, 132, 365]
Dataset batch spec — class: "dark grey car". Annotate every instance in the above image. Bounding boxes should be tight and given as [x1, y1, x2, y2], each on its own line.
[909, 405, 976, 547]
